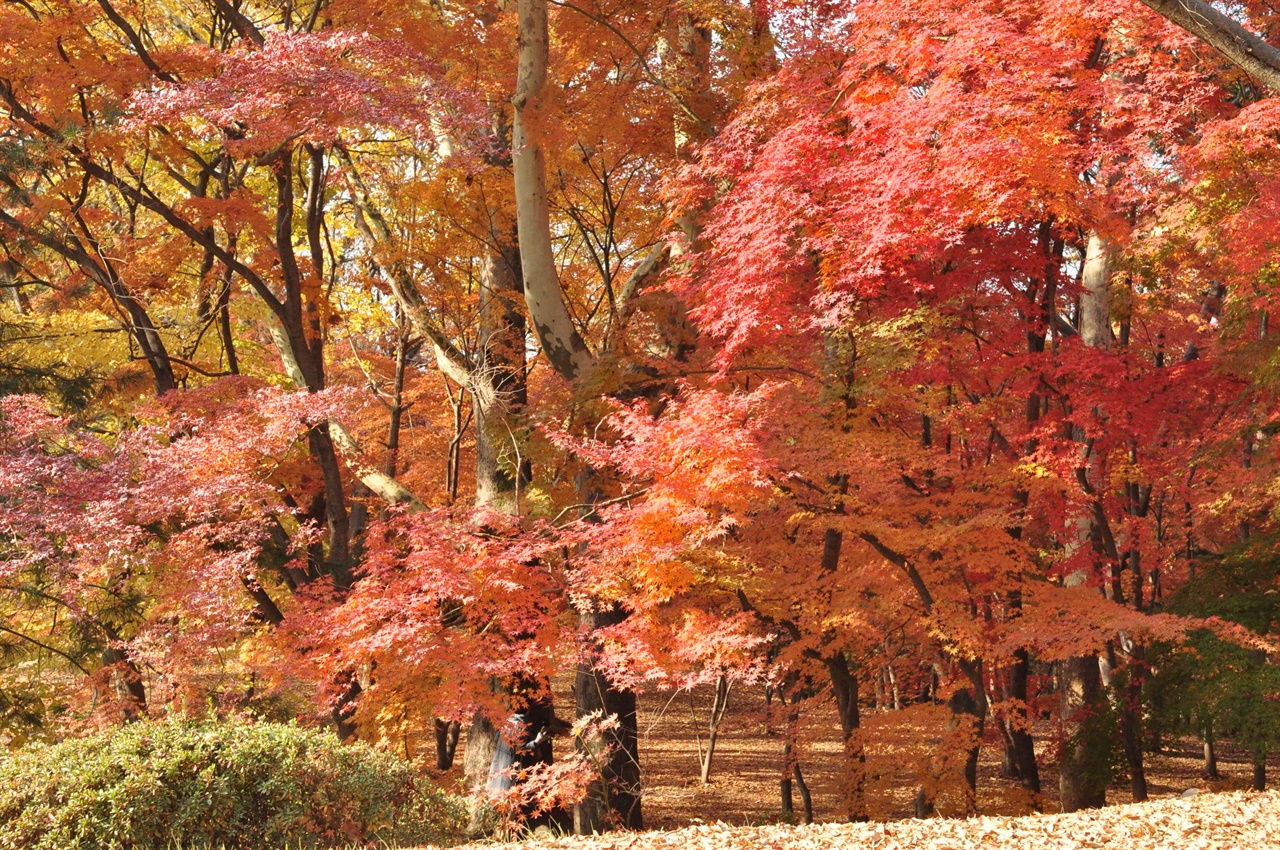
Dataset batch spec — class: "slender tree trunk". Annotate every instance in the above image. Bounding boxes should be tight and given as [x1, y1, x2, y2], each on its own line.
[1254, 756, 1267, 791]
[1119, 640, 1148, 802]
[793, 763, 814, 824]
[1204, 736, 1220, 780]
[779, 683, 813, 824]
[215, 270, 239, 375]
[695, 674, 732, 784]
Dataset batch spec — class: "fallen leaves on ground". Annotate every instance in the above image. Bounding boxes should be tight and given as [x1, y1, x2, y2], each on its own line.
[434, 789, 1279, 850]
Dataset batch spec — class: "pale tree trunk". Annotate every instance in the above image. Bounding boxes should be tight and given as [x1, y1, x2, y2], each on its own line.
[1204, 735, 1220, 780]
[512, 0, 649, 833]
[464, 228, 548, 835]
[512, 0, 592, 381]
[1080, 234, 1114, 352]
[1059, 232, 1111, 811]
[1084, 234, 1150, 802]
[1, 259, 31, 312]
[475, 231, 530, 515]
[661, 11, 715, 255]
[344, 126, 552, 829]
[463, 713, 499, 837]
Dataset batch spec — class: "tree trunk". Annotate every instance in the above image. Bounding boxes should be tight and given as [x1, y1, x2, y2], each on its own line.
[100, 640, 147, 719]
[574, 606, 642, 832]
[1, 260, 30, 312]
[435, 718, 461, 771]
[475, 233, 530, 515]
[464, 712, 500, 837]
[1080, 234, 1114, 352]
[695, 674, 731, 785]
[1203, 736, 1220, 780]
[1058, 654, 1107, 812]
[914, 683, 983, 816]
[825, 652, 866, 821]
[1254, 756, 1266, 791]
[793, 763, 813, 825]
[1008, 644, 1041, 795]
[1119, 641, 1148, 802]
[1059, 232, 1112, 813]
[512, 0, 592, 380]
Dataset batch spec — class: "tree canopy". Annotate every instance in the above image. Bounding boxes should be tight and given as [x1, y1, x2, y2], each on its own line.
[4, 0, 1280, 830]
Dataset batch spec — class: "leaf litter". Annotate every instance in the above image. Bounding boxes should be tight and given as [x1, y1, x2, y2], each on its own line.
[434, 790, 1279, 850]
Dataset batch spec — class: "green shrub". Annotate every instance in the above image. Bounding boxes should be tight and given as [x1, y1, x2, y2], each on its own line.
[0, 718, 464, 849]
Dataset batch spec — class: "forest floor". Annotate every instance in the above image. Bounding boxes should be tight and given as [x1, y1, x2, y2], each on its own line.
[437, 790, 1279, 849]
[627, 680, 1278, 826]
[427, 675, 1280, 839]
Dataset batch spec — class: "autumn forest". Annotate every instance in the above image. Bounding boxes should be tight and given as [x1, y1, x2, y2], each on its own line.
[3, 0, 1280, 846]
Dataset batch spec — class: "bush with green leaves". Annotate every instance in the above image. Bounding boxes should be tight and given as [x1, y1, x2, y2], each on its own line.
[0, 717, 464, 849]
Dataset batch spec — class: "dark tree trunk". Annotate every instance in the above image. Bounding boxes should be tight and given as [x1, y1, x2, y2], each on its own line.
[825, 652, 866, 821]
[1120, 643, 1148, 802]
[435, 718, 461, 770]
[1008, 646, 1042, 796]
[331, 672, 361, 741]
[574, 606, 642, 833]
[793, 763, 813, 824]
[1254, 757, 1267, 791]
[929, 679, 985, 816]
[100, 643, 147, 719]
[912, 689, 980, 817]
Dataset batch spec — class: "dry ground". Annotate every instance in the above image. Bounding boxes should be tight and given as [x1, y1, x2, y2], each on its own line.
[440, 790, 1279, 850]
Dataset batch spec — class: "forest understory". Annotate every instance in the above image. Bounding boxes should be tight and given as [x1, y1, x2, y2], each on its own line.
[429, 680, 1278, 830]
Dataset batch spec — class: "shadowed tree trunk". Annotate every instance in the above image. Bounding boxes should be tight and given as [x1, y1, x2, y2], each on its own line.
[1058, 653, 1106, 811]
[1204, 736, 1220, 780]
[574, 606, 643, 832]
